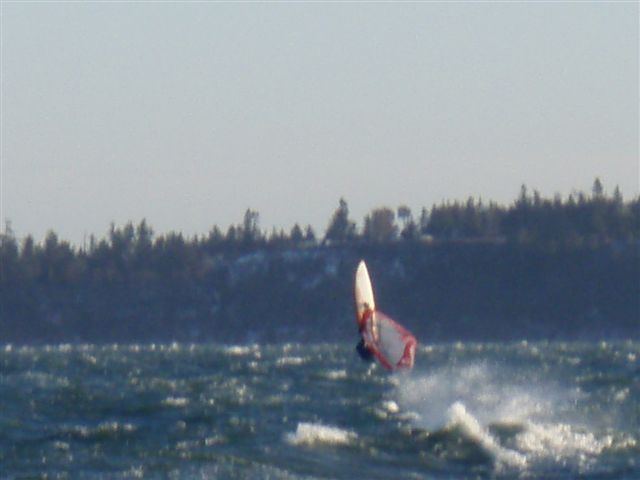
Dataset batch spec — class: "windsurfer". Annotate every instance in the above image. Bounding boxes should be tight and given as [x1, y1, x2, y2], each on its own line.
[356, 304, 375, 362]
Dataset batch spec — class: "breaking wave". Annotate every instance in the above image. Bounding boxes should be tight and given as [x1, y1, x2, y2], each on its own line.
[394, 362, 627, 471]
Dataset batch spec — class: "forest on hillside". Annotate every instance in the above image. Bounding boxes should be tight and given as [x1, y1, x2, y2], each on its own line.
[1, 179, 638, 344]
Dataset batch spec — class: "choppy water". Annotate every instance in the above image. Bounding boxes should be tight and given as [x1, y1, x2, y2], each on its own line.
[1, 341, 638, 479]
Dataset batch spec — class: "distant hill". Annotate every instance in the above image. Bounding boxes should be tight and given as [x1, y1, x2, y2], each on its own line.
[2, 180, 638, 344]
[1, 242, 638, 344]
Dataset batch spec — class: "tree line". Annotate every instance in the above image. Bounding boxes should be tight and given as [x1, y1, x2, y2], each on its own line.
[1, 178, 639, 289]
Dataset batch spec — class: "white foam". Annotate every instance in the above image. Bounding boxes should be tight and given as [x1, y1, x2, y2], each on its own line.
[248, 361, 261, 371]
[276, 356, 307, 366]
[53, 441, 70, 451]
[285, 422, 357, 446]
[614, 388, 629, 402]
[97, 421, 136, 433]
[394, 362, 619, 470]
[163, 397, 188, 407]
[323, 369, 347, 380]
[82, 353, 98, 365]
[205, 435, 225, 446]
[396, 364, 554, 429]
[373, 400, 402, 420]
[225, 345, 253, 356]
[67, 422, 136, 438]
[381, 400, 400, 414]
[516, 422, 613, 459]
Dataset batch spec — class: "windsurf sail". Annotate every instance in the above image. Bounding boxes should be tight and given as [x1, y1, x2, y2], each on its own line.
[354, 260, 417, 371]
[361, 310, 416, 370]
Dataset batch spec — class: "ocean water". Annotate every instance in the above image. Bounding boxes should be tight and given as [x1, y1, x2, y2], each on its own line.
[1, 341, 638, 479]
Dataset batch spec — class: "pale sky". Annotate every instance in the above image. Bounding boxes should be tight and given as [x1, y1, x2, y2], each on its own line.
[1, 2, 638, 245]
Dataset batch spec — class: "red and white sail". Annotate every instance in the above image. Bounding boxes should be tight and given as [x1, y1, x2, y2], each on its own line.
[354, 260, 417, 371]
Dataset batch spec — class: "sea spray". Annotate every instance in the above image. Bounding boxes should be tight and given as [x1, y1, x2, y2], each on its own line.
[393, 363, 555, 428]
[393, 360, 628, 470]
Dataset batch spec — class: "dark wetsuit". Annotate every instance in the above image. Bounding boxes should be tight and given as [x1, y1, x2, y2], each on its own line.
[356, 306, 375, 362]
[356, 338, 374, 362]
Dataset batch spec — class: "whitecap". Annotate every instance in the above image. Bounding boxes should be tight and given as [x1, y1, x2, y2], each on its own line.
[515, 422, 613, 459]
[381, 400, 399, 414]
[323, 369, 347, 380]
[97, 421, 136, 434]
[66, 422, 136, 438]
[394, 360, 630, 473]
[447, 402, 527, 469]
[247, 360, 261, 371]
[614, 388, 629, 402]
[82, 353, 98, 365]
[163, 397, 189, 407]
[276, 356, 307, 366]
[205, 435, 225, 446]
[285, 422, 357, 446]
[225, 345, 252, 356]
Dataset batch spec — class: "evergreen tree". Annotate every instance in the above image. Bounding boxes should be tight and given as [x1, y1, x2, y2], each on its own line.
[134, 219, 154, 266]
[324, 198, 356, 244]
[363, 207, 397, 243]
[241, 209, 261, 246]
[226, 225, 238, 244]
[613, 186, 623, 205]
[268, 227, 288, 248]
[205, 226, 224, 251]
[419, 207, 430, 235]
[304, 225, 316, 244]
[290, 224, 304, 245]
[20, 235, 39, 282]
[592, 177, 604, 199]
[0, 221, 19, 284]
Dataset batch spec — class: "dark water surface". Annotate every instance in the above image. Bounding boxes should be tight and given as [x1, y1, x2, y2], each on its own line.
[1, 342, 638, 479]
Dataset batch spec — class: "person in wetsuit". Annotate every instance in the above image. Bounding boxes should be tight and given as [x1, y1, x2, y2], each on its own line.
[356, 337, 374, 362]
[356, 303, 375, 362]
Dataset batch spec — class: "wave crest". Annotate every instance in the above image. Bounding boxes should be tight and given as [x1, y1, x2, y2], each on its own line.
[395, 362, 622, 470]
